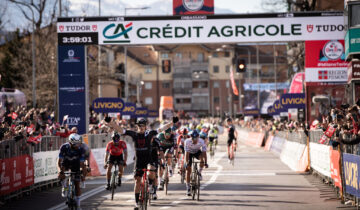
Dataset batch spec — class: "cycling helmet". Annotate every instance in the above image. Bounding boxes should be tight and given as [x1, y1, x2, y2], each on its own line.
[189, 130, 199, 138]
[112, 132, 120, 142]
[226, 118, 232, 122]
[136, 118, 147, 125]
[164, 127, 172, 135]
[181, 128, 188, 135]
[199, 131, 207, 139]
[69, 133, 82, 144]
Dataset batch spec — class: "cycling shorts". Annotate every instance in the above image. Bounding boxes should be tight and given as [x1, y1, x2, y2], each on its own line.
[227, 138, 236, 147]
[109, 154, 124, 165]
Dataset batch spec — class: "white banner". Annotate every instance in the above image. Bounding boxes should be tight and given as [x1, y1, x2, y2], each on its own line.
[280, 141, 306, 171]
[57, 13, 346, 45]
[33, 151, 59, 183]
[305, 67, 348, 82]
[309, 142, 331, 177]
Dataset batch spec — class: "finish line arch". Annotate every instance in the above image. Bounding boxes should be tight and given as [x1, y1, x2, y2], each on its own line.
[56, 11, 346, 134]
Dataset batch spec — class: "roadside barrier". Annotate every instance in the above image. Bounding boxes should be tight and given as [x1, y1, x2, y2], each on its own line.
[238, 128, 265, 147]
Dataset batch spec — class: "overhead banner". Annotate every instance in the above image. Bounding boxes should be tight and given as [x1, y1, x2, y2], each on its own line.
[121, 102, 136, 116]
[280, 93, 306, 109]
[173, 0, 214, 15]
[58, 45, 88, 134]
[135, 107, 148, 118]
[92, 97, 125, 113]
[57, 12, 346, 45]
[305, 40, 348, 82]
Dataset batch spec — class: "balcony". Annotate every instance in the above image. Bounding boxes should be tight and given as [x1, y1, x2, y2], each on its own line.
[191, 61, 209, 72]
[174, 103, 192, 110]
[173, 88, 192, 95]
[173, 72, 192, 79]
[191, 103, 209, 110]
[192, 88, 209, 95]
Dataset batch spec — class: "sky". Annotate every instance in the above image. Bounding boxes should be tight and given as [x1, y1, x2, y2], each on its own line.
[2, 0, 285, 31]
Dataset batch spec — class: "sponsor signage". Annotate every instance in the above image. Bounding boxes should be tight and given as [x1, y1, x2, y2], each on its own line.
[92, 97, 125, 113]
[33, 151, 59, 183]
[121, 102, 136, 116]
[0, 155, 34, 196]
[148, 110, 159, 118]
[267, 106, 275, 116]
[58, 45, 87, 134]
[330, 148, 342, 190]
[345, 28, 360, 59]
[135, 107, 148, 118]
[289, 72, 304, 93]
[280, 93, 306, 109]
[173, 0, 214, 15]
[244, 108, 260, 116]
[348, 61, 360, 82]
[273, 100, 286, 115]
[243, 82, 289, 91]
[343, 153, 360, 197]
[305, 40, 348, 82]
[57, 12, 346, 45]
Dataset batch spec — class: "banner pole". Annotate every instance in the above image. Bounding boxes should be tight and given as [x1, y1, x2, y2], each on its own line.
[338, 143, 345, 203]
[307, 135, 311, 171]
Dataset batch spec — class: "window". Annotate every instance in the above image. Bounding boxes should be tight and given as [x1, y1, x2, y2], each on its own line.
[214, 97, 219, 103]
[145, 67, 152, 74]
[213, 65, 219, 73]
[161, 53, 169, 58]
[176, 53, 182, 59]
[145, 97, 153, 105]
[197, 53, 204, 62]
[145, 82, 152, 90]
[176, 98, 191, 104]
[162, 82, 170, 88]
[225, 65, 230, 73]
[226, 81, 229, 88]
[212, 52, 218, 57]
[224, 51, 230, 57]
[213, 81, 220, 88]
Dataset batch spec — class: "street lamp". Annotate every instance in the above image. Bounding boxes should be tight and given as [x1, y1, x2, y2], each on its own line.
[124, 6, 150, 102]
[136, 80, 144, 107]
[235, 47, 252, 115]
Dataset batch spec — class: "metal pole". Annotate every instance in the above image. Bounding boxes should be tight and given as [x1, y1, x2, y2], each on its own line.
[273, 45, 278, 98]
[30, 9, 36, 108]
[98, 0, 102, 120]
[124, 46, 128, 102]
[59, 0, 62, 16]
[228, 78, 232, 117]
[219, 80, 222, 118]
[256, 45, 260, 112]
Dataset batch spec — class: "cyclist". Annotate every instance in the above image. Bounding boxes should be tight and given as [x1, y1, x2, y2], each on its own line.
[184, 130, 208, 196]
[157, 126, 177, 190]
[57, 133, 87, 209]
[226, 118, 238, 160]
[148, 136, 161, 200]
[208, 125, 218, 148]
[106, 117, 177, 209]
[177, 127, 189, 175]
[72, 127, 91, 175]
[104, 132, 128, 190]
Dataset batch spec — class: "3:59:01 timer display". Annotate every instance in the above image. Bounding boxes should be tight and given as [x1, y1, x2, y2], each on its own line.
[62, 36, 93, 43]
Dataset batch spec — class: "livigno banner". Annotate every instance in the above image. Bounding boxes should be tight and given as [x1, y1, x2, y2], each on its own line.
[57, 12, 346, 45]
[305, 40, 348, 82]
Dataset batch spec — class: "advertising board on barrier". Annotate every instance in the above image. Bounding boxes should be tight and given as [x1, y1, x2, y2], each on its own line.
[270, 136, 286, 155]
[305, 40, 348, 83]
[92, 97, 125, 113]
[343, 153, 360, 197]
[57, 12, 346, 46]
[330, 148, 342, 190]
[33, 151, 59, 183]
[280, 141, 306, 171]
[309, 142, 331, 178]
[0, 155, 34, 196]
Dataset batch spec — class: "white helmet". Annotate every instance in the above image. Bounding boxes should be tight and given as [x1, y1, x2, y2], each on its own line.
[69, 133, 82, 144]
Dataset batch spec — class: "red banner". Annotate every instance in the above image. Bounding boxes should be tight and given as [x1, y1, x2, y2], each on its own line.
[173, 0, 214, 15]
[330, 148, 342, 190]
[0, 155, 34, 195]
[229, 66, 239, 96]
[289, 72, 304, 93]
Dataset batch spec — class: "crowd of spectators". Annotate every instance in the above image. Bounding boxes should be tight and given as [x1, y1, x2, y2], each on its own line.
[0, 105, 74, 143]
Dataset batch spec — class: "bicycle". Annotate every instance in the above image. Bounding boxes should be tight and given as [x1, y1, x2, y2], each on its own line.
[178, 152, 185, 184]
[190, 157, 201, 201]
[109, 160, 120, 201]
[229, 139, 236, 166]
[64, 171, 79, 210]
[139, 168, 152, 210]
[208, 138, 215, 157]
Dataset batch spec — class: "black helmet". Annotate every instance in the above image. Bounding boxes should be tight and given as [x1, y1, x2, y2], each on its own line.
[112, 132, 120, 142]
[136, 118, 147, 125]
[226, 118, 232, 122]
[189, 130, 199, 138]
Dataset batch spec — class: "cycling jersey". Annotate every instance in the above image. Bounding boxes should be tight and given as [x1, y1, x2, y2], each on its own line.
[177, 134, 188, 147]
[150, 138, 161, 168]
[208, 129, 218, 138]
[59, 142, 85, 172]
[158, 132, 176, 148]
[106, 141, 127, 156]
[80, 143, 90, 159]
[228, 125, 235, 140]
[184, 138, 206, 154]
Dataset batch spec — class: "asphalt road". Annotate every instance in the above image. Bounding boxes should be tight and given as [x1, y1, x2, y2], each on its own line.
[2, 133, 355, 210]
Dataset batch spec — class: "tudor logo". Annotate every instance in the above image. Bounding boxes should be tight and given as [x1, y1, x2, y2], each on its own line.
[59, 25, 64, 32]
[92, 25, 97, 31]
[323, 40, 343, 60]
[183, 0, 204, 12]
[307, 25, 313, 33]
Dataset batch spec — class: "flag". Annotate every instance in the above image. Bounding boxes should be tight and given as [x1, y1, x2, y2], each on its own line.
[229, 66, 239, 96]
[27, 133, 42, 144]
[27, 124, 35, 134]
[319, 134, 329, 144]
[11, 112, 18, 120]
[62, 115, 69, 125]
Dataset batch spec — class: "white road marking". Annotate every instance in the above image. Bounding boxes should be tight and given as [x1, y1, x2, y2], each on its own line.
[203, 173, 276, 176]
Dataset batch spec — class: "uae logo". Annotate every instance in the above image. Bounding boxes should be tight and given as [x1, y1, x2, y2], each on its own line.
[323, 40, 343, 60]
[59, 25, 64, 32]
[183, 0, 204, 12]
[318, 70, 328, 80]
[307, 25, 313, 33]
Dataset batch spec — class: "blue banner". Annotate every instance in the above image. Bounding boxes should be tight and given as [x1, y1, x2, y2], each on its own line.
[148, 110, 159, 118]
[280, 93, 306, 109]
[92, 97, 125, 113]
[58, 45, 87, 134]
[121, 102, 136, 116]
[267, 106, 275, 116]
[273, 100, 286, 115]
[343, 153, 360, 197]
[135, 107, 148, 118]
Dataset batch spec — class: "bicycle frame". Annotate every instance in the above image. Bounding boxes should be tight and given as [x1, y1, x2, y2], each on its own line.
[64, 172, 78, 210]
[139, 168, 151, 210]
[230, 140, 236, 166]
[110, 161, 119, 201]
[190, 157, 201, 201]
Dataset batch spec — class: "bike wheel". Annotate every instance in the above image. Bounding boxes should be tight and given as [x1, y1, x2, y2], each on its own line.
[191, 172, 196, 200]
[180, 168, 185, 184]
[111, 172, 116, 200]
[144, 181, 148, 210]
[197, 171, 201, 201]
[165, 178, 168, 195]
